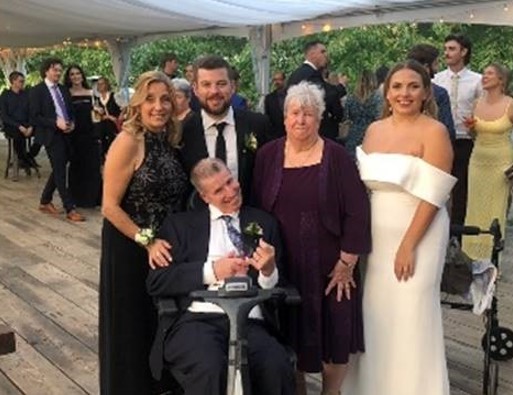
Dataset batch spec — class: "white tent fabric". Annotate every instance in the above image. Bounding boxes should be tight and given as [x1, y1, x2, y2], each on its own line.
[0, 0, 508, 96]
[0, 0, 385, 48]
[1, 0, 506, 49]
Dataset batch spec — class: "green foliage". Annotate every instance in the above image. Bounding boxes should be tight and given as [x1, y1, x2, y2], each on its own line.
[9, 23, 513, 98]
[24, 46, 114, 87]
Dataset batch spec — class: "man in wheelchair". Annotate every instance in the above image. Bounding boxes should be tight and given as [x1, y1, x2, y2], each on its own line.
[146, 158, 295, 395]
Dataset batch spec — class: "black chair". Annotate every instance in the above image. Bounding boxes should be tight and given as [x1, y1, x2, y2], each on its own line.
[4, 134, 40, 181]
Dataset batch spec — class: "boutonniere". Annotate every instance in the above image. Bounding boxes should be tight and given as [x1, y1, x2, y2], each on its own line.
[243, 221, 263, 238]
[242, 221, 263, 256]
[243, 132, 258, 153]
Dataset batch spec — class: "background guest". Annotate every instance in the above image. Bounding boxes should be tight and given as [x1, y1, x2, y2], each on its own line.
[171, 78, 194, 122]
[343, 69, 383, 158]
[264, 71, 287, 138]
[407, 43, 456, 141]
[161, 53, 179, 79]
[287, 41, 345, 141]
[253, 81, 371, 395]
[229, 67, 249, 110]
[99, 71, 188, 395]
[64, 65, 102, 208]
[94, 76, 121, 158]
[433, 33, 482, 228]
[0, 71, 40, 171]
[30, 57, 85, 222]
[462, 63, 513, 260]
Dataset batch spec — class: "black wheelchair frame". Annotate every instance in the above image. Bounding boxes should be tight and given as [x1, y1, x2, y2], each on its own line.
[156, 277, 300, 395]
[443, 219, 513, 395]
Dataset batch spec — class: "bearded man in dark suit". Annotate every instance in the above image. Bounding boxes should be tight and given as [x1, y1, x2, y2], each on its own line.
[287, 40, 345, 141]
[146, 158, 295, 395]
[181, 55, 272, 203]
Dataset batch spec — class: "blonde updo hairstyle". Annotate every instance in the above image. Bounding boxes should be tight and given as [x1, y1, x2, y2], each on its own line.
[122, 71, 181, 147]
[381, 59, 438, 119]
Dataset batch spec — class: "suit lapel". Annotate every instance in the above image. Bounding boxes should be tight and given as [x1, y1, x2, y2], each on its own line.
[234, 109, 248, 184]
[191, 209, 211, 261]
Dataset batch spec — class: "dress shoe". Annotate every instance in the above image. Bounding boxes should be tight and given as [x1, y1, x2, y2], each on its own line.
[66, 210, 86, 222]
[39, 203, 60, 215]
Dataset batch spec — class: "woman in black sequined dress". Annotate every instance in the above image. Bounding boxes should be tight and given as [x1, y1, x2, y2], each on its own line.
[99, 71, 188, 395]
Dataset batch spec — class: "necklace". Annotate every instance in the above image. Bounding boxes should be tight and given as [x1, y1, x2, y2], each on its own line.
[285, 137, 322, 167]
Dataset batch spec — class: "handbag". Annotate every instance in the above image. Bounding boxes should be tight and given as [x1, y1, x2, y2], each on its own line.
[441, 237, 473, 295]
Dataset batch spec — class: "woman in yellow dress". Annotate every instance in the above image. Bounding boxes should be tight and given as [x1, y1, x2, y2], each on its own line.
[463, 63, 513, 260]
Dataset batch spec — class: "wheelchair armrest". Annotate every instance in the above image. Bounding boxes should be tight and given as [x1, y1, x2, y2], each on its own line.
[156, 297, 180, 318]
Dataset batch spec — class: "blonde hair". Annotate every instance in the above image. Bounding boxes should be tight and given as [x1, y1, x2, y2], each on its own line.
[122, 71, 181, 147]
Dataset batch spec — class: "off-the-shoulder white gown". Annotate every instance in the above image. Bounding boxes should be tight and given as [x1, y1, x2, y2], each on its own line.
[342, 147, 457, 395]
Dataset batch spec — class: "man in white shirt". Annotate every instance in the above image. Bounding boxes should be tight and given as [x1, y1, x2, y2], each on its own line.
[147, 158, 294, 395]
[433, 33, 482, 226]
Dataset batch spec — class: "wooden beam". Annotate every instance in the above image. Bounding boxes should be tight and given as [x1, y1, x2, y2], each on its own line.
[0, 325, 15, 355]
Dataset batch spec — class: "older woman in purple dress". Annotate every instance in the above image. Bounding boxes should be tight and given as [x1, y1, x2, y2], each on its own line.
[252, 81, 371, 395]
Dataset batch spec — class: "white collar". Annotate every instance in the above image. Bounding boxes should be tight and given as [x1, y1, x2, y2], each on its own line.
[202, 106, 235, 131]
[44, 79, 59, 89]
[303, 60, 317, 70]
[209, 204, 240, 221]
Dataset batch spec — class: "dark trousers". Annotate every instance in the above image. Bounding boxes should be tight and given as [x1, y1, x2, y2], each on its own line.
[40, 133, 75, 212]
[451, 139, 474, 226]
[164, 313, 295, 395]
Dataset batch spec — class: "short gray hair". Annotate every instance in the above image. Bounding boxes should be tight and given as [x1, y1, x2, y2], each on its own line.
[284, 81, 325, 120]
[171, 78, 191, 99]
[191, 158, 228, 192]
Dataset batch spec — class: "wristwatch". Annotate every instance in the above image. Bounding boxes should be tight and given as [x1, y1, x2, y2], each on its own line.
[134, 228, 155, 246]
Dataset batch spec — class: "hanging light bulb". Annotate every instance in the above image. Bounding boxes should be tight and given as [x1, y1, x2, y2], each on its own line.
[504, 3, 509, 11]
[322, 23, 332, 32]
[469, 11, 475, 19]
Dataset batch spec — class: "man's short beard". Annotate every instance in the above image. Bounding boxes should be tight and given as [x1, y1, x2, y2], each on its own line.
[200, 100, 231, 117]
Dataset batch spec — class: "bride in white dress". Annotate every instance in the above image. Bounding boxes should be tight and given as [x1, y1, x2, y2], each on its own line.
[342, 60, 456, 395]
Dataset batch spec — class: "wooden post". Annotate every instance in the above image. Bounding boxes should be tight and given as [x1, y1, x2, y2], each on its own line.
[0, 325, 15, 355]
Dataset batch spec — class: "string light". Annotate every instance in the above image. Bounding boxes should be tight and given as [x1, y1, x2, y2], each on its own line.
[469, 11, 475, 19]
[322, 23, 332, 32]
[439, 17, 445, 23]
[504, 3, 509, 11]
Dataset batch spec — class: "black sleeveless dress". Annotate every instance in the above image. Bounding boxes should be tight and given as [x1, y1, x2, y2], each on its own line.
[69, 94, 102, 207]
[99, 130, 188, 395]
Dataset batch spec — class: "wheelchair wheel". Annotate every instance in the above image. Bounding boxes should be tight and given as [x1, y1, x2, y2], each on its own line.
[481, 327, 513, 361]
[486, 361, 499, 395]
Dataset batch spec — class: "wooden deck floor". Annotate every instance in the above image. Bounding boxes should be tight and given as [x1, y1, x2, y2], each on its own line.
[0, 138, 512, 395]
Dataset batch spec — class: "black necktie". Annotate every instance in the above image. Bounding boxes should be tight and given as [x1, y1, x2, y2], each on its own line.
[215, 122, 227, 163]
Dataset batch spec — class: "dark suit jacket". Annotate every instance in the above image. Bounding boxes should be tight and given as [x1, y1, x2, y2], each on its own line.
[264, 89, 286, 138]
[433, 83, 456, 142]
[180, 109, 273, 202]
[29, 81, 73, 147]
[146, 206, 285, 379]
[287, 63, 344, 140]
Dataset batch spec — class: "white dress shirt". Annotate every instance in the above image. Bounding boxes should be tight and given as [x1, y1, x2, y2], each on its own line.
[201, 107, 239, 180]
[188, 205, 279, 319]
[433, 67, 482, 139]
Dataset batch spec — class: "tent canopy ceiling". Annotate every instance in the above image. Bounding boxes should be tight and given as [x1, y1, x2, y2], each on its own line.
[1, 0, 509, 49]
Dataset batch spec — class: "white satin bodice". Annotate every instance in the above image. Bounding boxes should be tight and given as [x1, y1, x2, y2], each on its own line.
[356, 146, 457, 208]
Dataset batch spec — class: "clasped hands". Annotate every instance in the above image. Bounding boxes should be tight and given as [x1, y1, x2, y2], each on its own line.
[56, 117, 74, 134]
[325, 251, 358, 302]
[213, 239, 276, 281]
